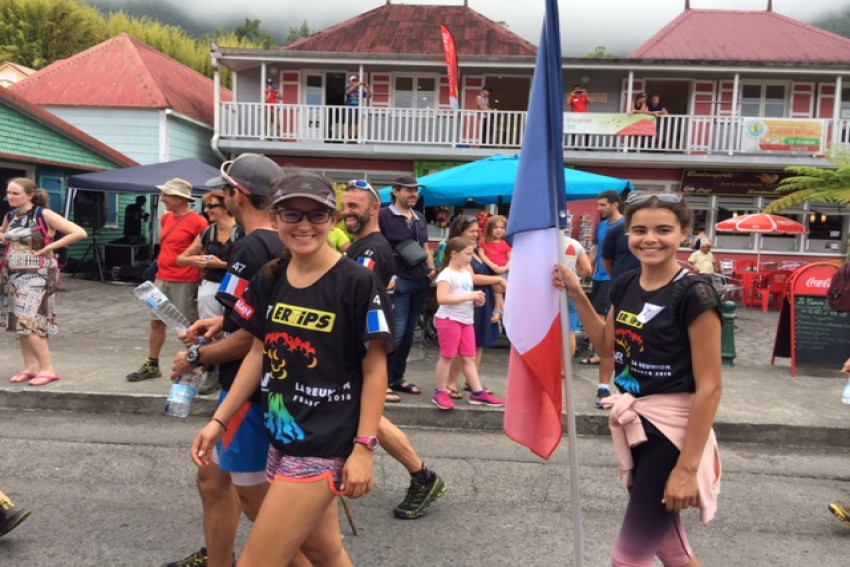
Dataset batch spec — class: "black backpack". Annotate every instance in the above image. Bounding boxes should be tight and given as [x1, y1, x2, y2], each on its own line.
[827, 263, 850, 312]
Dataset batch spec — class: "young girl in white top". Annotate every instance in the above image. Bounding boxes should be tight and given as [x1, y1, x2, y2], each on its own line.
[432, 237, 505, 411]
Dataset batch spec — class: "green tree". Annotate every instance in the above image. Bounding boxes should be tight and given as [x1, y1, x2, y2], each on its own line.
[234, 18, 276, 49]
[0, 0, 107, 68]
[285, 20, 314, 45]
[585, 46, 617, 59]
[764, 146, 850, 213]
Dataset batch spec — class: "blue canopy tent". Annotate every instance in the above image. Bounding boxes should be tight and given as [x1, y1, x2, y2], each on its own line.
[379, 155, 634, 206]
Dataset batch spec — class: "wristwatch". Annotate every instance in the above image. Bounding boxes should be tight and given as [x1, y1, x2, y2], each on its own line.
[186, 344, 203, 367]
[353, 436, 380, 451]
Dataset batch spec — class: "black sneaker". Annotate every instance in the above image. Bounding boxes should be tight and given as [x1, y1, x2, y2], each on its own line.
[126, 359, 162, 382]
[0, 505, 31, 537]
[393, 472, 448, 520]
[594, 386, 611, 409]
[160, 547, 207, 567]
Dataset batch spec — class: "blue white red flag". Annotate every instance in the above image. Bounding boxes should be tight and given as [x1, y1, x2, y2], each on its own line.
[503, 0, 566, 460]
[219, 273, 250, 299]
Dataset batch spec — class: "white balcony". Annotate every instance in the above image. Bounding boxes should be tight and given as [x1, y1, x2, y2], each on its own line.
[218, 102, 848, 158]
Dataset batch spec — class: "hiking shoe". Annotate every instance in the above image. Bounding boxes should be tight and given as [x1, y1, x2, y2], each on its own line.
[469, 391, 505, 407]
[829, 503, 850, 528]
[160, 547, 207, 567]
[595, 386, 611, 409]
[126, 359, 161, 382]
[0, 505, 31, 537]
[393, 472, 448, 520]
[432, 390, 456, 410]
[197, 371, 221, 396]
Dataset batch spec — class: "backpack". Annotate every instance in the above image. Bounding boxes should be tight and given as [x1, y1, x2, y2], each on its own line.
[827, 263, 850, 312]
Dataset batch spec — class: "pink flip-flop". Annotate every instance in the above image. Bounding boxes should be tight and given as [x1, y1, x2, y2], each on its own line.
[29, 374, 61, 387]
[10, 371, 36, 384]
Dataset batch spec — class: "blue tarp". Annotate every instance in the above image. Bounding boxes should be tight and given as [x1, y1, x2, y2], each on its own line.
[379, 154, 634, 206]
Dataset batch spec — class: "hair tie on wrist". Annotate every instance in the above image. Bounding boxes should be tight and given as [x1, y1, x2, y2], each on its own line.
[212, 417, 228, 432]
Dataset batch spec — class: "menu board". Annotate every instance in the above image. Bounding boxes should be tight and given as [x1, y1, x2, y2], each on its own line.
[792, 295, 850, 367]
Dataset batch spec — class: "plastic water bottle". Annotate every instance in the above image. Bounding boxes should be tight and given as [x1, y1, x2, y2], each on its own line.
[133, 281, 190, 334]
[164, 339, 207, 418]
[842, 378, 850, 405]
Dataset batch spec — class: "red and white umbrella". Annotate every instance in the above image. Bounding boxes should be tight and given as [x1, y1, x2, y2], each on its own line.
[715, 213, 808, 235]
[715, 213, 808, 267]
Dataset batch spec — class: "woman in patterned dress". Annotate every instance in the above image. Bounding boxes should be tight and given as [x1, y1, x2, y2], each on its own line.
[0, 178, 87, 386]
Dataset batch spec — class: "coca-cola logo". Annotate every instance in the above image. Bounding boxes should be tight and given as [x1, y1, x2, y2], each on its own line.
[805, 277, 830, 288]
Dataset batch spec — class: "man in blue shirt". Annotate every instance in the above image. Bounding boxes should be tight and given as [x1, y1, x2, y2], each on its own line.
[585, 190, 624, 408]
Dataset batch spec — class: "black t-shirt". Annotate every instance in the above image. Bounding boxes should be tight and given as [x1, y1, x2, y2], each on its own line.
[216, 229, 284, 396]
[346, 231, 395, 288]
[602, 223, 641, 282]
[609, 271, 720, 397]
[235, 257, 394, 457]
[201, 224, 245, 283]
[378, 205, 430, 281]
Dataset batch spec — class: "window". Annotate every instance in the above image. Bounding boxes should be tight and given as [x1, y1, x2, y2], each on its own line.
[393, 76, 437, 109]
[741, 84, 787, 117]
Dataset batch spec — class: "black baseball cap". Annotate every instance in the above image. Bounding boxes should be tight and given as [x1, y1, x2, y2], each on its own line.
[392, 175, 423, 189]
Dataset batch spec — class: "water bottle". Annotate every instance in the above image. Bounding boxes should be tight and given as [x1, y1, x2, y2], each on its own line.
[164, 339, 207, 418]
[842, 378, 850, 405]
[133, 281, 190, 334]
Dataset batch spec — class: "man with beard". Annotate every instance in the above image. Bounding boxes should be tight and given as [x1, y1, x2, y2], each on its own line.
[341, 179, 448, 520]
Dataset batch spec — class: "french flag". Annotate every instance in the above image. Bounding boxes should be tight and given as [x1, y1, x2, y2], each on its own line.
[219, 273, 250, 299]
[503, 0, 566, 461]
[357, 257, 376, 271]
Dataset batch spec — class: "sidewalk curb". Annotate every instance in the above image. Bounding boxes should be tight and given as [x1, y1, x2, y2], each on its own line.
[2, 390, 846, 449]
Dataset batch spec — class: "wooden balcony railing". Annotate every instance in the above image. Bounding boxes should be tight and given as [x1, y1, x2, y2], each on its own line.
[219, 102, 844, 157]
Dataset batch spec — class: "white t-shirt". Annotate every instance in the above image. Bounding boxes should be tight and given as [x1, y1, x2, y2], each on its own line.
[434, 267, 475, 325]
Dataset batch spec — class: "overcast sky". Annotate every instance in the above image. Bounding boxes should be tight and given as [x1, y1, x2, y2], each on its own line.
[191, 0, 849, 55]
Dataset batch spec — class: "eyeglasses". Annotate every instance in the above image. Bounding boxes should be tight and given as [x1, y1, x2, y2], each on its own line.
[346, 179, 380, 201]
[219, 162, 253, 197]
[274, 208, 333, 224]
[204, 203, 224, 209]
[625, 191, 683, 206]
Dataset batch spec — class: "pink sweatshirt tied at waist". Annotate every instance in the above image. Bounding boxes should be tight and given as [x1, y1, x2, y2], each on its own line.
[603, 392, 722, 523]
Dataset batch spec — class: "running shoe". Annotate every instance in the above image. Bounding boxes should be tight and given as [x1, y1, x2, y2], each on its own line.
[432, 390, 456, 410]
[160, 547, 207, 567]
[0, 503, 31, 537]
[469, 391, 505, 407]
[393, 472, 449, 520]
[126, 359, 162, 382]
[595, 386, 611, 409]
[829, 503, 850, 528]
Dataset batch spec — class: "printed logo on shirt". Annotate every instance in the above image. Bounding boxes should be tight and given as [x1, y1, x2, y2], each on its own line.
[366, 309, 390, 334]
[616, 310, 645, 329]
[271, 303, 335, 332]
[234, 298, 254, 319]
[357, 256, 376, 271]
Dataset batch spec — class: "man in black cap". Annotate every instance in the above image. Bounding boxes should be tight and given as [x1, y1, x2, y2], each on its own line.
[378, 175, 436, 395]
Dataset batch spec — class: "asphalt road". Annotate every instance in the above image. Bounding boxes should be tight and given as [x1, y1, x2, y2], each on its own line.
[0, 409, 848, 566]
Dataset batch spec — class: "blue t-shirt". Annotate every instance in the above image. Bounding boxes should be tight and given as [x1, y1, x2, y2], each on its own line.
[594, 217, 625, 281]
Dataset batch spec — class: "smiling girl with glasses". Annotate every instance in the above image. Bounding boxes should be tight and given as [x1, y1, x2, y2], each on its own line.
[193, 170, 393, 566]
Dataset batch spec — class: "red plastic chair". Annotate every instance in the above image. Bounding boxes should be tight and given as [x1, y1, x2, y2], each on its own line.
[754, 270, 792, 312]
[733, 259, 757, 279]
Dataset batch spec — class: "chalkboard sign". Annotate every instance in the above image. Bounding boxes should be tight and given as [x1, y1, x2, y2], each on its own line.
[793, 295, 850, 367]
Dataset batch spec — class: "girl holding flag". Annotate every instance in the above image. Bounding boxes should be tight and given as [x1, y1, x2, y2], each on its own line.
[555, 192, 722, 567]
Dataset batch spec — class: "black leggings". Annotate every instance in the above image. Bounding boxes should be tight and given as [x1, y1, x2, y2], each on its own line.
[612, 419, 694, 567]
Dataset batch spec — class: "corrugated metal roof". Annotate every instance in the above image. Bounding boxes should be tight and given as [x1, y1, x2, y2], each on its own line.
[630, 9, 850, 63]
[0, 86, 136, 169]
[283, 4, 537, 57]
[9, 34, 230, 125]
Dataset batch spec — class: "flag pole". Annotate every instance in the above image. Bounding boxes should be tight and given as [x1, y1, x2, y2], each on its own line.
[557, 229, 585, 567]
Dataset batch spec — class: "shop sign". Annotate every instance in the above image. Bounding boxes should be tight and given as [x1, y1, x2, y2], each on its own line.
[741, 118, 826, 153]
[680, 169, 792, 196]
[564, 112, 656, 136]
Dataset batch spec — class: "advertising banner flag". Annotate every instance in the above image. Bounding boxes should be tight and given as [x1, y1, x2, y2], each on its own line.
[440, 25, 460, 110]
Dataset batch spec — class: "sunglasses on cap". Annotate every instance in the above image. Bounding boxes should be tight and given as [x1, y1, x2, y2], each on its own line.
[219, 162, 253, 197]
[625, 191, 683, 205]
[346, 179, 380, 201]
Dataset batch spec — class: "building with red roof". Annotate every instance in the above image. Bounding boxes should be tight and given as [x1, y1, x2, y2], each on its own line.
[0, 62, 36, 88]
[10, 34, 230, 166]
[211, 1, 850, 266]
